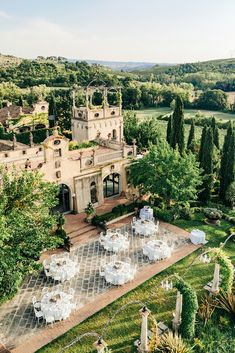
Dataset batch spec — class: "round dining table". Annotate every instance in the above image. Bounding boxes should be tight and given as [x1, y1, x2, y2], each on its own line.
[41, 290, 74, 321]
[189, 229, 206, 245]
[48, 258, 77, 282]
[102, 232, 129, 253]
[143, 239, 171, 261]
[132, 219, 156, 236]
[104, 261, 136, 285]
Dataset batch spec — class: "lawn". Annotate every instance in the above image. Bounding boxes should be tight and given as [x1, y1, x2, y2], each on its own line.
[37, 213, 235, 353]
[133, 107, 235, 121]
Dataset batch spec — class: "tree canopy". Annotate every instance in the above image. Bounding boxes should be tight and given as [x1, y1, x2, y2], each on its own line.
[129, 142, 201, 207]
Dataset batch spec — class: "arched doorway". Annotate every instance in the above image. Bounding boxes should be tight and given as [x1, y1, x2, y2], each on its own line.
[103, 173, 120, 198]
[90, 181, 98, 203]
[56, 184, 71, 213]
[112, 129, 117, 140]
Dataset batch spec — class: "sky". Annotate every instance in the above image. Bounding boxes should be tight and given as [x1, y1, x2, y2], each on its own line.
[0, 0, 235, 63]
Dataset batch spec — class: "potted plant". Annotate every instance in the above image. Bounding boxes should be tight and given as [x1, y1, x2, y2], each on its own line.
[204, 208, 223, 225]
[85, 202, 95, 222]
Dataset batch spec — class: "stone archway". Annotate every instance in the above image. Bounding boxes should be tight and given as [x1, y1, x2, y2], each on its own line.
[55, 184, 71, 213]
[103, 173, 120, 198]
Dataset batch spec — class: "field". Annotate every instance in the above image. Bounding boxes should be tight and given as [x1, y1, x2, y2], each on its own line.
[133, 107, 235, 121]
[128, 108, 229, 145]
[37, 213, 235, 353]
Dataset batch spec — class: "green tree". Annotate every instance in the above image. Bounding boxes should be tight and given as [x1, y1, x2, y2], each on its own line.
[0, 168, 62, 303]
[199, 127, 214, 202]
[220, 122, 235, 202]
[123, 111, 138, 145]
[170, 96, 185, 154]
[166, 115, 172, 144]
[199, 125, 207, 164]
[129, 142, 201, 208]
[197, 89, 228, 111]
[137, 118, 161, 149]
[211, 117, 220, 149]
[187, 119, 196, 153]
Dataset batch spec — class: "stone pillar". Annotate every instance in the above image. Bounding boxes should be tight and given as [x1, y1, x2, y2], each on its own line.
[121, 138, 125, 157]
[12, 133, 17, 150]
[139, 306, 151, 352]
[132, 139, 137, 157]
[119, 121, 123, 143]
[93, 338, 107, 353]
[79, 151, 84, 170]
[29, 132, 34, 147]
[211, 263, 220, 294]
[172, 291, 182, 333]
[92, 149, 96, 166]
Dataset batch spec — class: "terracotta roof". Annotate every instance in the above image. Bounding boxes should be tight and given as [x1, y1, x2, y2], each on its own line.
[0, 105, 34, 124]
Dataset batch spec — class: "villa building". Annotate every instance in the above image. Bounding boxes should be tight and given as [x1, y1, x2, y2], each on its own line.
[0, 86, 136, 213]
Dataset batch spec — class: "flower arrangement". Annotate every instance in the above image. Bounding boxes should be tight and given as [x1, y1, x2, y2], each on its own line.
[204, 208, 223, 221]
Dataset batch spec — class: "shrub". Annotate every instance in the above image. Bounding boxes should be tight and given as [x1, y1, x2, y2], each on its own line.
[198, 295, 216, 324]
[204, 208, 223, 220]
[153, 207, 174, 222]
[154, 332, 193, 353]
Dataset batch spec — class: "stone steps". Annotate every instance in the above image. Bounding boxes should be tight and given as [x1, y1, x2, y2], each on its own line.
[67, 224, 99, 246]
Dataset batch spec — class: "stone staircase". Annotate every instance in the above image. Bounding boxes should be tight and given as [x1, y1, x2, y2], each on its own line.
[67, 222, 99, 247]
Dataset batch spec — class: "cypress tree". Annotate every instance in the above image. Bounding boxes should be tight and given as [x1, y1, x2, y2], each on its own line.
[199, 125, 207, 164]
[220, 122, 235, 202]
[199, 127, 214, 202]
[171, 96, 185, 154]
[48, 94, 57, 127]
[166, 115, 172, 144]
[211, 117, 220, 149]
[187, 119, 196, 153]
[18, 96, 24, 107]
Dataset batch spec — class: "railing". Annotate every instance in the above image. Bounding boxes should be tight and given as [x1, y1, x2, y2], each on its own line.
[95, 150, 123, 164]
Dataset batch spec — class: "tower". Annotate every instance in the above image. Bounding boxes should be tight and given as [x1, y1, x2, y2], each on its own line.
[71, 86, 123, 144]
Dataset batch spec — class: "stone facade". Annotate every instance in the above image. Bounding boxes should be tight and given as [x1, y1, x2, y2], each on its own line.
[0, 89, 136, 213]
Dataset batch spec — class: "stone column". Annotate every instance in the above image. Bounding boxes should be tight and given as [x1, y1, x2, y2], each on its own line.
[132, 139, 137, 157]
[139, 306, 151, 352]
[172, 291, 182, 333]
[211, 263, 220, 294]
[12, 133, 17, 150]
[92, 149, 96, 166]
[29, 132, 34, 147]
[119, 121, 123, 143]
[93, 338, 107, 353]
[79, 151, 84, 170]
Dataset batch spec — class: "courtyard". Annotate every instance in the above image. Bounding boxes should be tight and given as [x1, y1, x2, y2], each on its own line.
[0, 217, 200, 353]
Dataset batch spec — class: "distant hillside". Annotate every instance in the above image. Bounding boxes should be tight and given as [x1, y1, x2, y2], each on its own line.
[71, 59, 158, 72]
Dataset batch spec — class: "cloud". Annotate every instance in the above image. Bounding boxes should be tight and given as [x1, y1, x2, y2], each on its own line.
[0, 10, 11, 19]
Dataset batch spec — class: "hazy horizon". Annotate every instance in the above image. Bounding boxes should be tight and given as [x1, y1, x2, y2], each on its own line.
[0, 0, 235, 63]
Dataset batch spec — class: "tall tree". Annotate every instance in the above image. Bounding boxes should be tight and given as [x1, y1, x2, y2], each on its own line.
[0, 169, 62, 303]
[48, 93, 57, 127]
[187, 119, 196, 153]
[129, 141, 201, 208]
[171, 96, 185, 154]
[199, 125, 207, 164]
[220, 122, 235, 202]
[166, 115, 172, 144]
[199, 127, 214, 202]
[211, 117, 220, 149]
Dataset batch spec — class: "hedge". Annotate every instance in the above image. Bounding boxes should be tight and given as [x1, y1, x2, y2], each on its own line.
[92, 203, 136, 227]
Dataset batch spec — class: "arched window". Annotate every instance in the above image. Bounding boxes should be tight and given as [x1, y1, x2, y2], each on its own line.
[112, 129, 117, 140]
[90, 181, 98, 203]
[103, 173, 120, 198]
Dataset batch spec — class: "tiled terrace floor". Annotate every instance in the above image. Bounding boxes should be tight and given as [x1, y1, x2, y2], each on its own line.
[0, 221, 197, 352]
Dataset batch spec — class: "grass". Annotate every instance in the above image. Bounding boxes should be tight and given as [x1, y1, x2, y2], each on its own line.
[37, 213, 235, 353]
[133, 107, 235, 121]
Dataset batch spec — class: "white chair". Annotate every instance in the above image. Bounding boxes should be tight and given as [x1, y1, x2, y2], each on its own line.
[133, 217, 136, 222]
[44, 314, 55, 325]
[41, 287, 49, 295]
[34, 307, 44, 323]
[44, 267, 51, 278]
[32, 296, 41, 310]
[43, 259, 50, 268]
[99, 267, 105, 277]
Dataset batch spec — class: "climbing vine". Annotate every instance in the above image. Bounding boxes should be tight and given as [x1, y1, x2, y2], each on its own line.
[174, 275, 198, 339]
[208, 248, 233, 293]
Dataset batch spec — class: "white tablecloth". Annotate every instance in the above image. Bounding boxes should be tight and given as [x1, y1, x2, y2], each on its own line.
[143, 240, 171, 261]
[48, 258, 77, 282]
[41, 291, 74, 321]
[140, 206, 154, 220]
[104, 261, 136, 285]
[101, 233, 129, 252]
[190, 229, 206, 245]
[132, 219, 156, 236]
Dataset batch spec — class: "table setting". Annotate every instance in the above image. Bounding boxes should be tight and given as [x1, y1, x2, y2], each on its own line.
[99, 231, 129, 252]
[103, 260, 136, 285]
[46, 256, 77, 282]
[140, 206, 154, 221]
[41, 290, 75, 321]
[132, 218, 157, 236]
[189, 229, 206, 245]
[143, 239, 172, 261]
